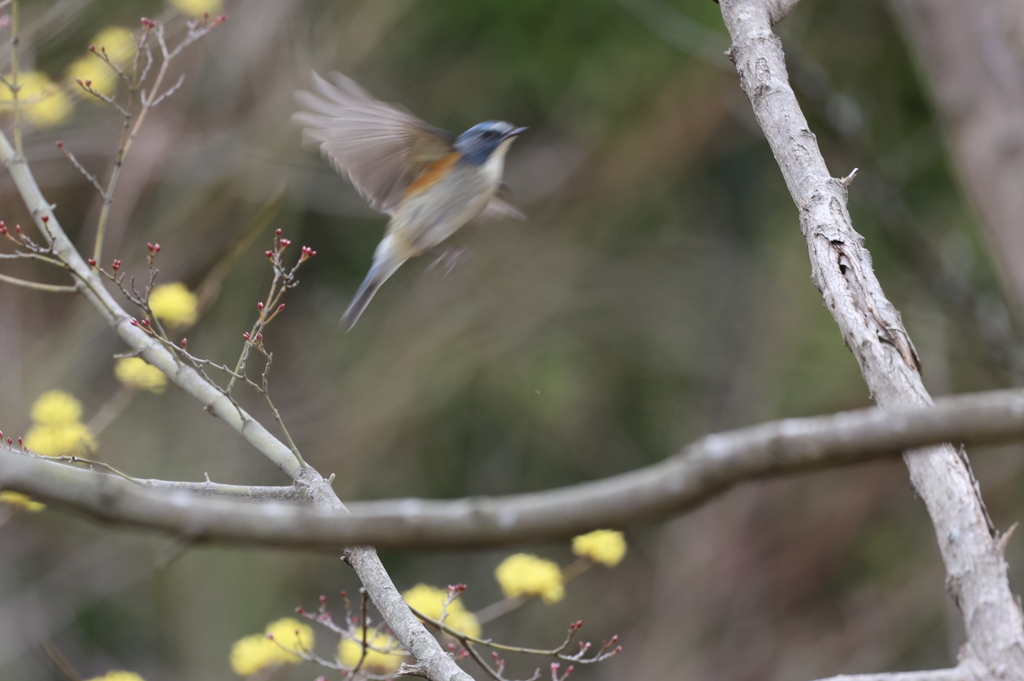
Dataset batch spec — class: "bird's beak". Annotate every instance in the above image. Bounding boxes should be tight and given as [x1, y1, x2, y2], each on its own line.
[505, 127, 528, 139]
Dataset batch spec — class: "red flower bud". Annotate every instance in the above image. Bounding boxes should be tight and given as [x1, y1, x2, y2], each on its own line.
[255, 333, 263, 342]
[242, 332, 250, 340]
[275, 229, 282, 236]
[256, 302, 264, 311]
[85, 79, 92, 87]
[130, 318, 139, 326]
[89, 45, 96, 52]
[181, 338, 188, 348]
[141, 318, 151, 327]
[87, 259, 97, 266]
[154, 244, 161, 252]
[280, 238, 292, 247]
[41, 215, 49, 223]
[264, 250, 273, 258]
[295, 606, 304, 614]
[277, 304, 285, 311]
[55, 141, 64, 149]
[112, 259, 121, 271]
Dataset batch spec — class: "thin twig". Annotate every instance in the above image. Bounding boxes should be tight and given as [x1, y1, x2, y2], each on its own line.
[0, 271, 76, 293]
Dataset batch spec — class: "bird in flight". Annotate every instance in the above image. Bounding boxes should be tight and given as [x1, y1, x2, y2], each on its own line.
[293, 71, 526, 329]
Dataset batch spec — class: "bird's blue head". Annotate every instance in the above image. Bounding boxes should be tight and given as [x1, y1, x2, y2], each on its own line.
[454, 121, 527, 166]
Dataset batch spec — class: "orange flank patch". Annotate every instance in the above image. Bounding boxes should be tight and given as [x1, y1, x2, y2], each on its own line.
[405, 153, 461, 196]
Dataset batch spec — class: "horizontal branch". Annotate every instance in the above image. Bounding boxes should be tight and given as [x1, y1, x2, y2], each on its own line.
[813, 658, 986, 681]
[4, 388, 1024, 550]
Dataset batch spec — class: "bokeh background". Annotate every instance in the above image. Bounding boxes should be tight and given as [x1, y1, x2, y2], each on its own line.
[2, 0, 1023, 679]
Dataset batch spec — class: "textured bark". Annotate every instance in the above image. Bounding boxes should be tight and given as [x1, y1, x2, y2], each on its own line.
[8, 388, 1024, 550]
[719, 0, 1024, 676]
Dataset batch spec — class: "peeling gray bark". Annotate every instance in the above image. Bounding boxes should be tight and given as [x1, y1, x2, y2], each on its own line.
[719, 0, 1024, 676]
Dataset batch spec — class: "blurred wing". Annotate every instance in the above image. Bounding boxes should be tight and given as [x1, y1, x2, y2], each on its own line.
[293, 71, 455, 215]
[477, 184, 526, 221]
[478, 196, 526, 221]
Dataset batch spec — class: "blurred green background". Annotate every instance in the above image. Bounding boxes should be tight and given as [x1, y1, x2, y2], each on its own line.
[2, 0, 1022, 679]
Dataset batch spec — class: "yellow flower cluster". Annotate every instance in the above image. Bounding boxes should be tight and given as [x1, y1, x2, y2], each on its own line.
[149, 282, 199, 329]
[170, 0, 224, 18]
[24, 390, 97, 457]
[229, 618, 314, 676]
[338, 628, 405, 675]
[66, 26, 137, 98]
[571, 529, 627, 567]
[494, 554, 564, 604]
[115, 357, 167, 394]
[85, 672, 145, 681]
[403, 584, 482, 638]
[0, 491, 45, 512]
[0, 71, 73, 128]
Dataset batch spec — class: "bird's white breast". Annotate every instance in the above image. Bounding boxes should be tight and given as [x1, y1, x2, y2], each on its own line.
[481, 137, 516, 186]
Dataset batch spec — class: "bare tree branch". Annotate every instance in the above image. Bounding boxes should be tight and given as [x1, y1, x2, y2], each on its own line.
[0, 98, 473, 681]
[719, 0, 1024, 676]
[7, 388, 1024, 550]
[812, 658, 986, 681]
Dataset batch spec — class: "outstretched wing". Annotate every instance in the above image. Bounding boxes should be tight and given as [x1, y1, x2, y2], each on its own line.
[293, 71, 455, 215]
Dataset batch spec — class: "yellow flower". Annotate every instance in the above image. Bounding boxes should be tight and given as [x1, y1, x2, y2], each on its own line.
[338, 628, 404, 675]
[31, 390, 83, 425]
[0, 491, 45, 512]
[229, 618, 314, 676]
[115, 357, 167, 394]
[169, 0, 223, 18]
[66, 56, 119, 97]
[84, 672, 146, 681]
[149, 283, 198, 329]
[572, 529, 627, 567]
[264, 618, 314, 658]
[90, 27, 137, 66]
[66, 27, 136, 98]
[24, 390, 96, 457]
[24, 422, 97, 457]
[495, 554, 564, 604]
[403, 584, 482, 638]
[229, 634, 278, 676]
[0, 71, 73, 128]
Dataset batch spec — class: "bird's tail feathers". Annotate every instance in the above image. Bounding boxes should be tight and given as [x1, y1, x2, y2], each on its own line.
[340, 257, 404, 331]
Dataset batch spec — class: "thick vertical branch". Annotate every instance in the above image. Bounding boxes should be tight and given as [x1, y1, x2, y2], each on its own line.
[719, 0, 1024, 675]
